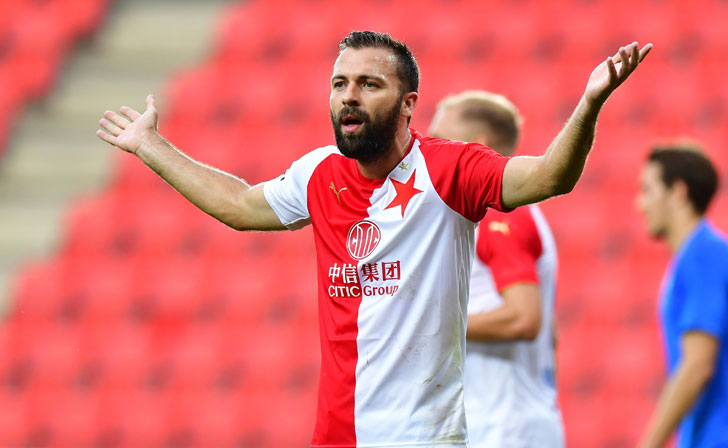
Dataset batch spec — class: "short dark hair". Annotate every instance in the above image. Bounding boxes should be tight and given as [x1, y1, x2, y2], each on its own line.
[648, 143, 719, 215]
[338, 31, 419, 94]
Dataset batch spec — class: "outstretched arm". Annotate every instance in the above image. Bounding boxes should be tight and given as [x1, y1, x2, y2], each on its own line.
[97, 95, 285, 231]
[501, 42, 653, 208]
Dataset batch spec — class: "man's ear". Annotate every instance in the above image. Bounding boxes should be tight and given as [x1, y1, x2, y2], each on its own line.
[401, 92, 418, 119]
[669, 179, 690, 206]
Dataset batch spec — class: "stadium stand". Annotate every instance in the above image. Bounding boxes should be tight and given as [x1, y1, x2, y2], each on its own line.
[1, 0, 727, 446]
[0, 0, 110, 155]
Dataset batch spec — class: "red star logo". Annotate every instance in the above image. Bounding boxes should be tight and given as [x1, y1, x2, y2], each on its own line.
[385, 170, 423, 218]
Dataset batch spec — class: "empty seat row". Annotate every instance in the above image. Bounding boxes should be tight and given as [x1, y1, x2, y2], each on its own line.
[0, 0, 110, 155]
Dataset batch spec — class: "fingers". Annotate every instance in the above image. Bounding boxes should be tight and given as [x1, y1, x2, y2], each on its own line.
[631, 42, 640, 67]
[120, 106, 141, 121]
[638, 43, 653, 62]
[103, 110, 129, 130]
[610, 47, 623, 64]
[611, 42, 651, 82]
[618, 46, 631, 76]
[146, 94, 156, 110]
[99, 117, 123, 136]
[96, 129, 118, 146]
[606, 57, 618, 83]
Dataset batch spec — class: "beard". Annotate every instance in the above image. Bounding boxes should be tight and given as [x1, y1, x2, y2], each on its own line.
[331, 96, 403, 164]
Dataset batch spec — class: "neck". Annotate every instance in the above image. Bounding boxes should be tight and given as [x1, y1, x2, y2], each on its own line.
[666, 211, 703, 253]
[356, 126, 412, 179]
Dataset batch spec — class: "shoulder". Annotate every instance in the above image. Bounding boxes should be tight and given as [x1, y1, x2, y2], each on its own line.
[675, 223, 728, 280]
[295, 145, 341, 167]
[276, 145, 343, 184]
[416, 133, 498, 159]
[685, 222, 728, 261]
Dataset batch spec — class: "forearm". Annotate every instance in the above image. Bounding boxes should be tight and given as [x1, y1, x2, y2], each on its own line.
[501, 42, 651, 208]
[639, 363, 712, 448]
[501, 97, 603, 208]
[137, 132, 255, 229]
[467, 307, 537, 342]
[539, 96, 602, 195]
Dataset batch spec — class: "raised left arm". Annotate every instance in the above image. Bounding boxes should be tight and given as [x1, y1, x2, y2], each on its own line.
[638, 331, 718, 448]
[501, 42, 652, 208]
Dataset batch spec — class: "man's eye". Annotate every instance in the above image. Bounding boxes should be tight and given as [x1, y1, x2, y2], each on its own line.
[364, 82, 378, 88]
[333, 81, 345, 88]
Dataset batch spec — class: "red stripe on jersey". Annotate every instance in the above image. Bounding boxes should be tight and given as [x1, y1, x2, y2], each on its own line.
[476, 206, 542, 291]
[416, 131, 510, 222]
[307, 154, 379, 446]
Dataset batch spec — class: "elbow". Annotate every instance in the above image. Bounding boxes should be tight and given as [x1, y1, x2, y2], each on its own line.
[547, 175, 577, 197]
[217, 209, 254, 232]
[514, 318, 541, 341]
[691, 360, 716, 386]
[553, 181, 575, 196]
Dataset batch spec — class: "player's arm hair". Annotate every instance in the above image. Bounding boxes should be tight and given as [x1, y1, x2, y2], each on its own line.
[97, 95, 285, 231]
[500, 96, 599, 208]
[466, 282, 541, 342]
[501, 42, 651, 208]
[138, 133, 285, 231]
[637, 331, 719, 448]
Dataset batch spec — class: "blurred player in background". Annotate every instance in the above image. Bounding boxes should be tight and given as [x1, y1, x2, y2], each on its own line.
[636, 144, 728, 448]
[430, 91, 565, 448]
[97, 30, 650, 447]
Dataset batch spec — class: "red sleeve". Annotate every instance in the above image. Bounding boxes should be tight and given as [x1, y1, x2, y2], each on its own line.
[418, 133, 510, 222]
[476, 207, 542, 292]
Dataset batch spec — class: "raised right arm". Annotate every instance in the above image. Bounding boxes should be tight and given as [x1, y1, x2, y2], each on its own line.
[97, 95, 285, 231]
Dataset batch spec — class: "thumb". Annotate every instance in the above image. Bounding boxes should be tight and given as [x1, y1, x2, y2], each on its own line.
[146, 94, 156, 111]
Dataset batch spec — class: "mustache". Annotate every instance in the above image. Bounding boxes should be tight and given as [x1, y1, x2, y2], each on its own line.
[337, 106, 370, 123]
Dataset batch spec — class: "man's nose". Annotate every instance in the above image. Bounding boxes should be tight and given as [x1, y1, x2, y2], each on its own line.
[342, 83, 361, 107]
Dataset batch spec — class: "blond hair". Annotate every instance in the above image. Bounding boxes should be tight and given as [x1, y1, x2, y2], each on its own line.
[436, 90, 523, 156]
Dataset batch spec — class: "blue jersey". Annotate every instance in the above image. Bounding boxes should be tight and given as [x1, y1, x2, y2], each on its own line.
[660, 220, 728, 448]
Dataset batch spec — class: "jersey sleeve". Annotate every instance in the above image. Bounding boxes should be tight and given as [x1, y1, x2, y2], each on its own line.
[476, 207, 542, 292]
[674, 245, 728, 339]
[263, 146, 338, 230]
[421, 137, 511, 222]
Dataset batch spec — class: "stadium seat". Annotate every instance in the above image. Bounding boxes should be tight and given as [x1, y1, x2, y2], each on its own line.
[2, 1, 727, 446]
[8, 260, 71, 322]
[96, 389, 169, 448]
[0, 388, 33, 448]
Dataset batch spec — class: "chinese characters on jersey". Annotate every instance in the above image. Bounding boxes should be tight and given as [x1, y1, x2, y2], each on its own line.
[327, 261, 401, 298]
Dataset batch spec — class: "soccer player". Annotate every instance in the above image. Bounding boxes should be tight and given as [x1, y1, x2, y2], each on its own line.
[636, 144, 728, 448]
[429, 91, 564, 448]
[97, 31, 650, 447]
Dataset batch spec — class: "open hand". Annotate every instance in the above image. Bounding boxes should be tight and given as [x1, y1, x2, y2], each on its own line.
[584, 42, 653, 106]
[97, 94, 159, 155]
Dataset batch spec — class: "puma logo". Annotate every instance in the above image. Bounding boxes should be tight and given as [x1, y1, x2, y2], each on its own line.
[488, 221, 510, 235]
[330, 181, 348, 205]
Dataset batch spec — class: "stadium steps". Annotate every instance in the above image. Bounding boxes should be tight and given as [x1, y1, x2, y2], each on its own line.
[0, 0, 230, 313]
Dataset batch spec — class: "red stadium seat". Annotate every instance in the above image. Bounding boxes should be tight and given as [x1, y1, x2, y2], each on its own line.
[29, 389, 100, 447]
[82, 322, 155, 390]
[96, 389, 169, 448]
[0, 388, 33, 448]
[53, 0, 110, 38]
[8, 260, 71, 322]
[3, 1, 728, 446]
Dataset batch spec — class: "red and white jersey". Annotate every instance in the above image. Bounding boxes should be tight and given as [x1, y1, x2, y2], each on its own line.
[465, 205, 564, 448]
[263, 130, 509, 447]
